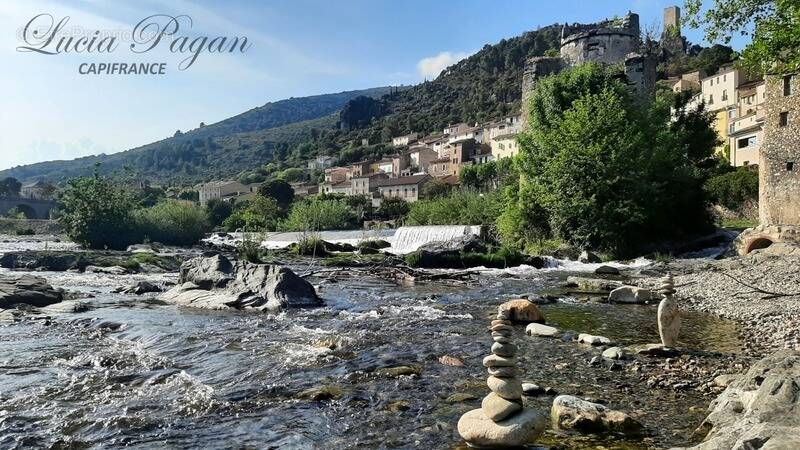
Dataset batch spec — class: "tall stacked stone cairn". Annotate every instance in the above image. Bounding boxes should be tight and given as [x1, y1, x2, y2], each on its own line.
[657, 273, 680, 348]
[457, 307, 545, 448]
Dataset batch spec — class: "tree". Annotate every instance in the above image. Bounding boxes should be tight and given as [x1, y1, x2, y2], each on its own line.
[685, 0, 800, 73]
[0, 177, 21, 197]
[257, 179, 294, 209]
[177, 189, 199, 202]
[223, 196, 282, 232]
[422, 178, 452, 199]
[278, 167, 306, 183]
[205, 198, 233, 227]
[58, 176, 139, 249]
[514, 63, 716, 256]
[376, 197, 410, 220]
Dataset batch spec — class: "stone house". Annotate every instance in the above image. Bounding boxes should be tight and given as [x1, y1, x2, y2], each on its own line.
[443, 123, 470, 136]
[198, 180, 249, 206]
[491, 132, 520, 159]
[407, 146, 439, 174]
[428, 157, 453, 178]
[307, 155, 335, 171]
[377, 174, 431, 203]
[349, 161, 372, 178]
[728, 80, 767, 166]
[351, 173, 389, 197]
[290, 182, 319, 197]
[20, 180, 55, 200]
[324, 166, 351, 183]
[759, 72, 800, 226]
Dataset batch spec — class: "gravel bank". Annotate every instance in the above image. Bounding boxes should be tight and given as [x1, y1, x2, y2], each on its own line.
[642, 251, 800, 356]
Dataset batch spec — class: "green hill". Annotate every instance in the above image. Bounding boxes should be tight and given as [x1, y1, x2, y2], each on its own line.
[0, 24, 580, 185]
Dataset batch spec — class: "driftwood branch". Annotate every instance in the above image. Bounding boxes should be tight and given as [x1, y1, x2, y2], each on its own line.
[721, 272, 800, 299]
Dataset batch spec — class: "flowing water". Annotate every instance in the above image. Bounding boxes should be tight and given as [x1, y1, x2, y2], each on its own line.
[0, 238, 741, 450]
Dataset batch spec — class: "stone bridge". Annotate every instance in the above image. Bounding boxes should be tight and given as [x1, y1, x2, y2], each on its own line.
[731, 224, 800, 255]
[0, 197, 57, 220]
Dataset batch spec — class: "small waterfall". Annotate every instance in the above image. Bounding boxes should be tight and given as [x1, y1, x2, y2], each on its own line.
[389, 225, 482, 254]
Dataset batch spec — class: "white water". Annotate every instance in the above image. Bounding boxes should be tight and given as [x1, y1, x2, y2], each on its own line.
[202, 225, 481, 254]
[388, 225, 482, 254]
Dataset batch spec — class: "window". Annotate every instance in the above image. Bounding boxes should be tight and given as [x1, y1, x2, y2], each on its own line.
[723, 74, 726, 82]
[722, 90, 728, 101]
[784, 75, 793, 96]
[738, 136, 757, 149]
[728, 109, 736, 119]
[708, 94, 714, 104]
[788, 162, 795, 171]
[780, 111, 789, 127]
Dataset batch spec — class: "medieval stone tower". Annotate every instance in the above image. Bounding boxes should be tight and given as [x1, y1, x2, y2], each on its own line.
[661, 6, 687, 55]
[521, 11, 657, 123]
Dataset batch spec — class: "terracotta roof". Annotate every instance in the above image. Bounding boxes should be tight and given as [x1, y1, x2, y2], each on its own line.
[377, 174, 431, 187]
[438, 175, 460, 185]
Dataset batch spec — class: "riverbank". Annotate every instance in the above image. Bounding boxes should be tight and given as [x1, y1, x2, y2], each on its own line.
[638, 251, 800, 356]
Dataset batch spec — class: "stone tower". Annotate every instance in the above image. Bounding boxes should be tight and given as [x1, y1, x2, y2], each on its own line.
[759, 73, 800, 225]
[661, 6, 687, 55]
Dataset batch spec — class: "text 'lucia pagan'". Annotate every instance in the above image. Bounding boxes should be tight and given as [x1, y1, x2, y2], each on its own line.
[16, 13, 252, 72]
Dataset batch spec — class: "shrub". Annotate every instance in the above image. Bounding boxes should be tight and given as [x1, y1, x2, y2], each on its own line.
[405, 191, 503, 226]
[376, 197, 410, 220]
[134, 200, 211, 246]
[294, 234, 329, 256]
[58, 176, 140, 249]
[705, 167, 759, 211]
[223, 196, 282, 232]
[205, 198, 233, 228]
[281, 198, 357, 231]
[238, 232, 265, 263]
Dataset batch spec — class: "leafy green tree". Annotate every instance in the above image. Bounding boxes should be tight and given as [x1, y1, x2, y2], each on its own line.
[376, 197, 410, 220]
[278, 167, 306, 183]
[0, 177, 21, 197]
[515, 63, 715, 256]
[177, 189, 199, 202]
[421, 178, 452, 199]
[705, 166, 759, 209]
[406, 191, 503, 226]
[685, 0, 800, 73]
[58, 176, 139, 249]
[223, 196, 282, 232]
[257, 179, 295, 209]
[205, 198, 233, 227]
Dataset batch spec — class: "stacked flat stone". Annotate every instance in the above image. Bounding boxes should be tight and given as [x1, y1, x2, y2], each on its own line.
[657, 273, 681, 348]
[481, 308, 524, 420]
[457, 307, 545, 448]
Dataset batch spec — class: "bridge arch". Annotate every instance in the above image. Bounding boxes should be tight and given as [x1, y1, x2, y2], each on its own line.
[745, 237, 774, 254]
[13, 204, 38, 219]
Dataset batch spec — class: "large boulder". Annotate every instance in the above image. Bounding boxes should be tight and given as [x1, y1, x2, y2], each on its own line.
[0, 275, 63, 309]
[500, 299, 545, 324]
[673, 350, 800, 449]
[551, 395, 642, 435]
[159, 254, 321, 312]
[608, 286, 653, 304]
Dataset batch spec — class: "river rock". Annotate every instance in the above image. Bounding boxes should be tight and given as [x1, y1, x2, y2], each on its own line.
[159, 254, 321, 312]
[127, 243, 162, 253]
[565, 276, 624, 292]
[115, 281, 162, 295]
[601, 346, 631, 360]
[594, 265, 620, 275]
[675, 350, 800, 450]
[0, 274, 63, 309]
[522, 383, 544, 396]
[551, 395, 642, 434]
[577, 334, 613, 346]
[608, 286, 652, 304]
[487, 376, 523, 400]
[40, 300, 90, 314]
[634, 343, 681, 357]
[499, 299, 545, 324]
[481, 392, 522, 421]
[712, 374, 739, 388]
[483, 354, 517, 368]
[85, 265, 129, 275]
[457, 408, 546, 448]
[578, 250, 602, 263]
[526, 323, 560, 338]
[491, 342, 518, 357]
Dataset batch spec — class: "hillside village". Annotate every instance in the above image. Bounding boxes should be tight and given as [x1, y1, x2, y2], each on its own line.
[194, 5, 790, 225]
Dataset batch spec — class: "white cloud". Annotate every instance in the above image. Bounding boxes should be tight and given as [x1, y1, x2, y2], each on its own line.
[417, 51, 471, 80]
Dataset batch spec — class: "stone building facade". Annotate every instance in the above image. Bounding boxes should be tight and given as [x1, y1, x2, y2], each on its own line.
[759, 73, 800, 226]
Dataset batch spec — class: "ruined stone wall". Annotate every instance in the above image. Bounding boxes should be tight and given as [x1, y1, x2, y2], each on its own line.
[560, 29, 640, 66]
[759, 73, 800, 225]
[521, 57, 565, 125]
[624, 53, 657, 100]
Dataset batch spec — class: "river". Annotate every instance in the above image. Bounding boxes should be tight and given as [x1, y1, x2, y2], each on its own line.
[0, 236, 741, 449]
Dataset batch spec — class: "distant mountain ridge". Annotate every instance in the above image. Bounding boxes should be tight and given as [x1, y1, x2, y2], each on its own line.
[1, 87, 394, 183]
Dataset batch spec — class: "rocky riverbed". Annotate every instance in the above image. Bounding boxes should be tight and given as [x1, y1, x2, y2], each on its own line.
[1, 234, 796, 449]
[639, 251, 800, 356]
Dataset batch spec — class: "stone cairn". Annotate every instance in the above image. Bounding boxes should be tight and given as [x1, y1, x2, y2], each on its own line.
[657, 273, 681, 348]
[457, 307, 545, 448]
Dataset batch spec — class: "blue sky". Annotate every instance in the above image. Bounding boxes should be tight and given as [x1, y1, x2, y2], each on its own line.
[0, 0, 747, 171]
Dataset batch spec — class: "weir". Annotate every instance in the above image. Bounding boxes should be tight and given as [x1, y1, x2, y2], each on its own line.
[389, 225, 482, 254]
